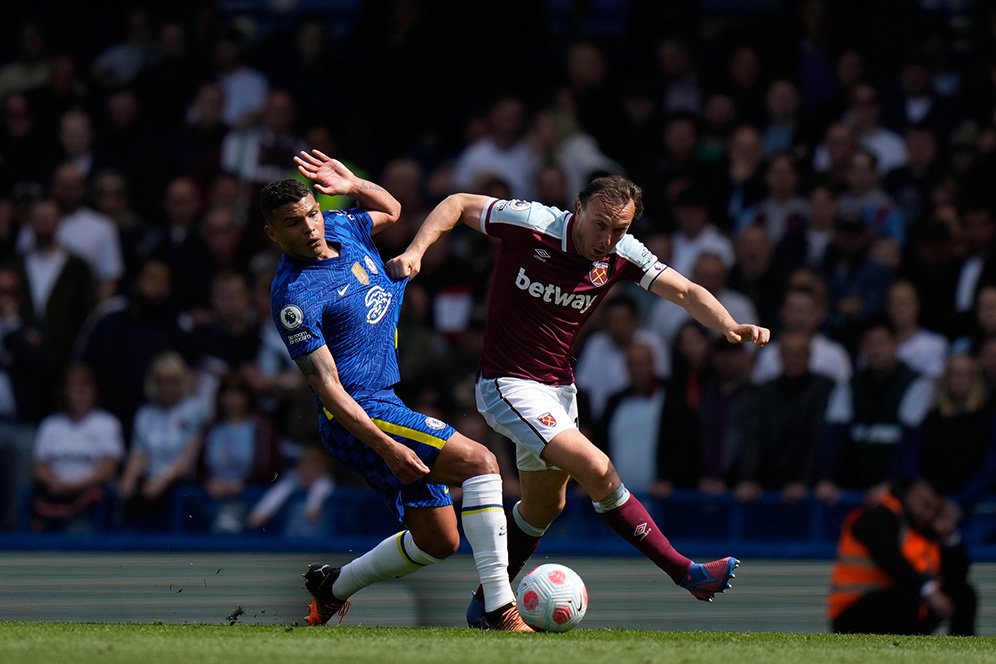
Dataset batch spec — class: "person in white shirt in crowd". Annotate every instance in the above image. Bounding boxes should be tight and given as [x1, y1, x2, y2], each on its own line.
[575, 295, 669, 421]
[752, 283, 852, 386]
[600, 341, 669, 497]
[842, 83, 909, 176]
[31, 364, 124, 532]
[648, 252, 759, 349]
[211, 29, 269, 130]
[453, 96, 538, 199]
[118, 351, 207, 529]
[882, 278, 949, 381]
[668, 182, 735, 277]
[18, 163, 123, 301]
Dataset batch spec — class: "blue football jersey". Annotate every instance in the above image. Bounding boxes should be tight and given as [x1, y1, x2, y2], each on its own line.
[270, 208, 405, 398]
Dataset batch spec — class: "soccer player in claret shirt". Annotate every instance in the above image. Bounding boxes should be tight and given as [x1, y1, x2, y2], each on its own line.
[388, 177, 770, 626]
[264, 150, 530, 631]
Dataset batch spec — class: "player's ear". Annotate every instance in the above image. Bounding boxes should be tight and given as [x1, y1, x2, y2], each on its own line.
[263, 222, 278, 244]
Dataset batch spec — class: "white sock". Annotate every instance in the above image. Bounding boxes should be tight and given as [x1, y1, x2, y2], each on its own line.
[461, 473, 516, 612]
[332, 530, 441, 600]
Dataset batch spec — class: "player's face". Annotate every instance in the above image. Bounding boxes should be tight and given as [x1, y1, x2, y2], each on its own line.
[265, 193, 333, 261]
[572, 196, 635, 261]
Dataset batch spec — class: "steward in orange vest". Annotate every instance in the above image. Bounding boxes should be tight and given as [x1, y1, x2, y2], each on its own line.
[828, 479, 976, 635]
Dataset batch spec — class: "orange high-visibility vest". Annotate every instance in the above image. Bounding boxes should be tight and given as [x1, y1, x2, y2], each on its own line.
[827, 493, 941, 620]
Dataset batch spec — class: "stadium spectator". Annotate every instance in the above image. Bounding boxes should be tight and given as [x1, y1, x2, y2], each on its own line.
[18, 162, 123, 301]
[0, 266, 44, 531]
[172, 82, 228, 191]
[813, 122, 858, 190]
[914, 354, 996, 514]
[220, 89, 304, 226]
[953, 203, 996, 328]
[78, 257, 182, 434]
[575, 295, 669, 421]
[760, 79, 806, 158]
[135, 20, 201, 132]
[196, 371, 281, 534]
[668, 182, 735, 277]
[752, 284, 852, 386]
[727, 225, 787, 330]
[715, 125, 767, 230]
[843, 83, 910, 176]
[735, 152, 810, 247]
[141, 176, 209, 311]
[818, 320, 935, 504]
[90, 170, 146, 286]
[599, 341, 670, 497]
[452, 96, 537, 199]
[118, 352, 206, 530]
[530, 108, 624, 201]
[694, 337, 755, 498]
[246, 444, 333, 537]
[0, 93, 48, 192]
[643, 112, 705, 224]
[829, 479, 975, 635]
[735, 330, 834, 502]
[655, 36, 703, 114]
[24, 54, 88, 142]
[882, 279, 949, 381]
[883, 124, 945, 230]
[0, 20, 51, 101]
[210, 28, 269, 130]
[14, 198, 95, 414]
[837, 149, 906, 246]
[91, 9, 157, 89]
[31, 364, 123, 533]
[821, 211, 894, 349]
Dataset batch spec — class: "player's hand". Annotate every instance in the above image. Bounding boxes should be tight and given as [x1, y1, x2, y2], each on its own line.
[725, 324, 770, 347]
[385, 252, 422, 280]
[381, 441, 430, 484]
[294, 149, 356, 196]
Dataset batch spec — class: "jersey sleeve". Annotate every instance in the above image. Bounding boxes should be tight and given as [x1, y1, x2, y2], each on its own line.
[613, 235, 669, 290]
[478, 198, 564, 240]
[271, 284, 327, 360]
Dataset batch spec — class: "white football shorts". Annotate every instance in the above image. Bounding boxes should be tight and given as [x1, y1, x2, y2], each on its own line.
[475, 376, 579, 471]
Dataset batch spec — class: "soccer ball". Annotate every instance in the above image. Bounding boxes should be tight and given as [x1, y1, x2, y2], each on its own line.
[516, 563, 587, 632]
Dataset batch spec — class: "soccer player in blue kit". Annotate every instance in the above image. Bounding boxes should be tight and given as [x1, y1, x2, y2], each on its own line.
[264, 150, 530, 631]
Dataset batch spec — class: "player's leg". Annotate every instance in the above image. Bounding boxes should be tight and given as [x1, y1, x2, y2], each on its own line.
[468, 377, 576, 624]
[542, 428, 737, 600]
[467, 467, 570, 619]
[427, 432, 529, 630]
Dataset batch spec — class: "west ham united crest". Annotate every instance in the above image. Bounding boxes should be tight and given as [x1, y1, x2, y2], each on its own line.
[538, 412, 557, 427]
[588, 260, 609, 287]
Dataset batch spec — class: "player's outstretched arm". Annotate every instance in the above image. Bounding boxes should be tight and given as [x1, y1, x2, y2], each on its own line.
[386, 193, 490, 280]
[650, 267, 770, 347]
[294, 149, 401, 233]
[294, 345, 429, 483]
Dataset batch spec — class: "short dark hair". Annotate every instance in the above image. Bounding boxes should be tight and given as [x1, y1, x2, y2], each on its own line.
[577, 175, 644, 221]
[259, 179, 312, 223]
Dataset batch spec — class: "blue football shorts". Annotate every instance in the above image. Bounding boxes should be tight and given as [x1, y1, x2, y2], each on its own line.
[319, 388, 456, 523]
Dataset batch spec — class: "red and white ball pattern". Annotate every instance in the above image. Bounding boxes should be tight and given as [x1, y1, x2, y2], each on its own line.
[516, 563, 588, 632]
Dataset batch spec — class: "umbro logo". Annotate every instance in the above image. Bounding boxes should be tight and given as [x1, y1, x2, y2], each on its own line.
[337, 285, 349, 296]
[634, 522, 652, 541]
[534, 248, 550, 262]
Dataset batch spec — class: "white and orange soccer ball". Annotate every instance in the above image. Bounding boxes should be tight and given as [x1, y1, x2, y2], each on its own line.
[516, 563, 588, 632]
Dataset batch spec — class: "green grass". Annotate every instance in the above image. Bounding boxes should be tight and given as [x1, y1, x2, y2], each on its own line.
[2, 623, 995, 664]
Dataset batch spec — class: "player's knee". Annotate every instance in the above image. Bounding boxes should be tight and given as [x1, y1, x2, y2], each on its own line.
[420, 532, 460, 559]
[465, 444, 499, 476]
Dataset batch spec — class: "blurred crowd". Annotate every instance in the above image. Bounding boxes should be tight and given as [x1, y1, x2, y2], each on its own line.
[2, 1, 996, 537]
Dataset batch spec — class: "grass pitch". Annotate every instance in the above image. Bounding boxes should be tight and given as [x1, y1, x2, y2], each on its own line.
[2, 623, 995, 664]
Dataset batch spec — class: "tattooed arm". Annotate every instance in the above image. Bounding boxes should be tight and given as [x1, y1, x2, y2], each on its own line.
[295, 345, 429, 483]
[294, 149, 401, 233]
